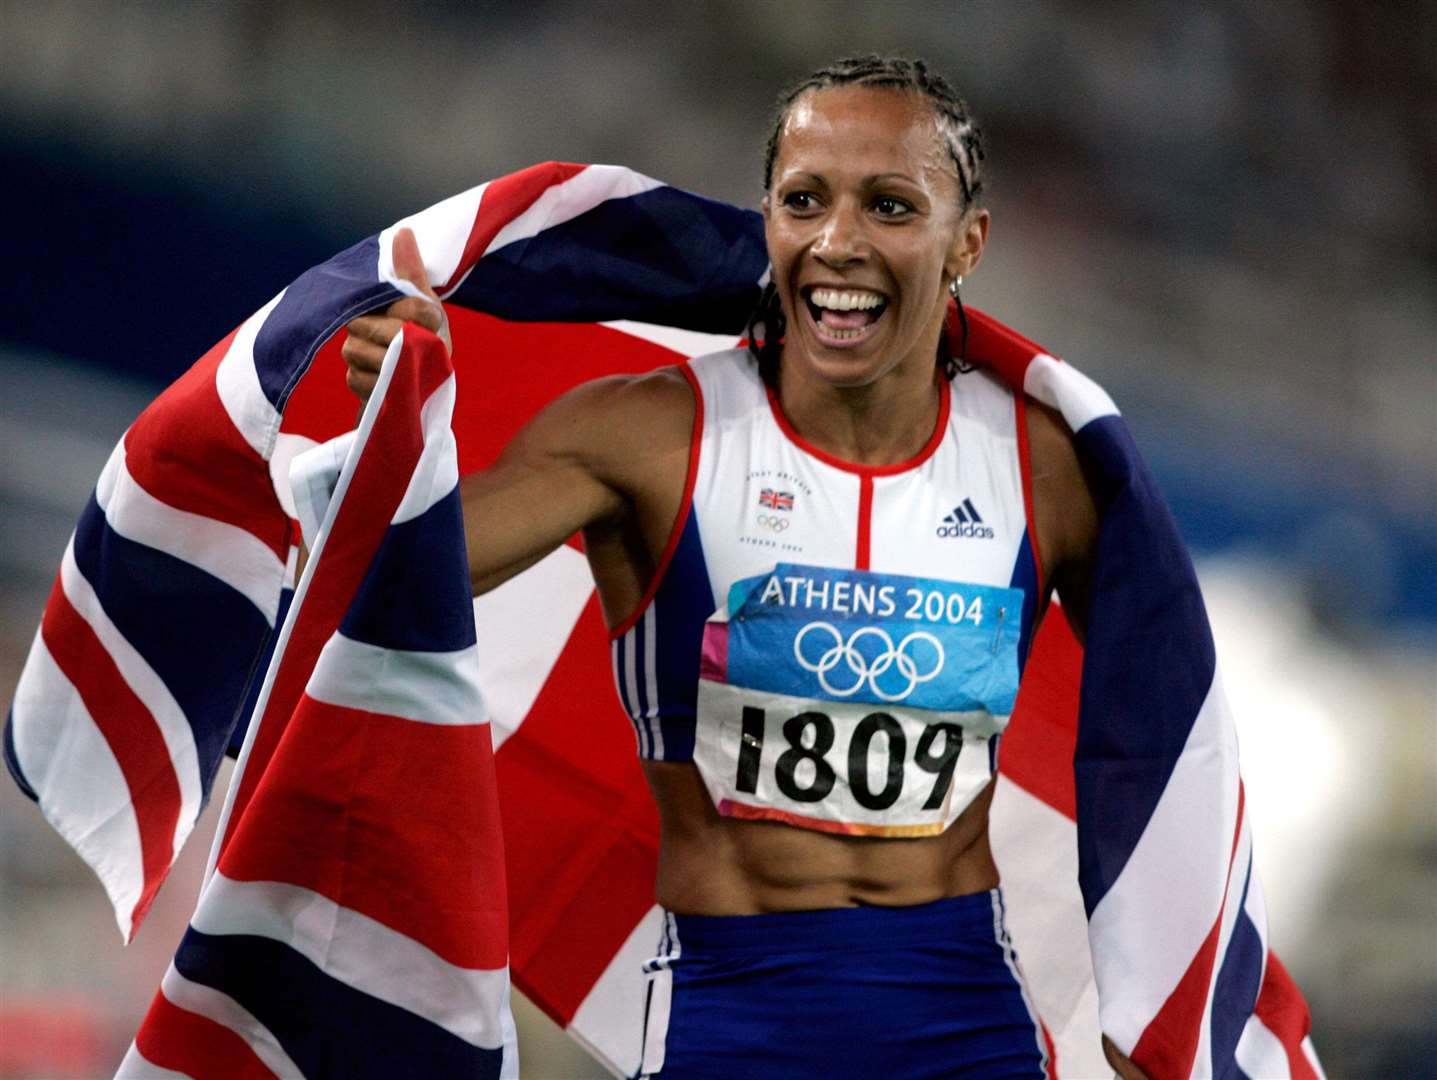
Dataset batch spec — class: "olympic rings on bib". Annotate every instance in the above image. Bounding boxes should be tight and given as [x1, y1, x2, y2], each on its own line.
[793, 622, 945, 701]
[755, 514, 791, 532]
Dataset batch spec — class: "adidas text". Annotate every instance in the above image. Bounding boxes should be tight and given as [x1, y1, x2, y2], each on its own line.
[936, 521, 995, 539]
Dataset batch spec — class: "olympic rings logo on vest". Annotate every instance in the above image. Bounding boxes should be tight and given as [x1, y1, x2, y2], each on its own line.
[793, 622, 945, 702]
[755, 514, 791, 532]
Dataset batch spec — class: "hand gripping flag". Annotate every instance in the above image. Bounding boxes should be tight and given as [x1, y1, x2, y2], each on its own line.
[117, 324, 517, 1077]
[4, 162, 1320, 1078]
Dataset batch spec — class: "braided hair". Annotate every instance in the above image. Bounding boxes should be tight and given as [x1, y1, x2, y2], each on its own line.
[749, 55, 985, 386]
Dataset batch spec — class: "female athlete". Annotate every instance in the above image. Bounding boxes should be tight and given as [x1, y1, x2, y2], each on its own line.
[344, 55, 1137, 1080]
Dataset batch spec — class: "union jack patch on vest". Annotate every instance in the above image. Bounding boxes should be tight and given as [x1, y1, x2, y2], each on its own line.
[758, 488, 794, 511]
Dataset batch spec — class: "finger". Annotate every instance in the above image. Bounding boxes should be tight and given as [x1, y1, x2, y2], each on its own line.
[392, 227, 438, 300]
[345, 365, 379, 402]
[341, 334, 389, 374]
[346, 314, 402, 345]
[384, 296, 444, 332]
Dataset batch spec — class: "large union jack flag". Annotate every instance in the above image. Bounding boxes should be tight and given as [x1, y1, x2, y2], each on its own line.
[4, 162, 1321, 1078]
[117, 324, 516, 1077]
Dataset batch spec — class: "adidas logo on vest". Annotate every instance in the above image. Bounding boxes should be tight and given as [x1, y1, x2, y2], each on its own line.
[936, 498, 994, 539]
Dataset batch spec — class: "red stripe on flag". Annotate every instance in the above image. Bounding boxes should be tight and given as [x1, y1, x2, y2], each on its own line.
[124, 328, 292, 563]
[498, 593, 660, 1025]
[960, 304, 1050, 390]
[219, 696, 509, 971]
[134, 987, 278, 1079]
[41, 574, 180, 937]
[998, 612, 1081, 820]
[1041, 1019, 1059, 1080]
[441, 161, 589, 294]
[1131, 785, 1248, 1076]
[1253, 953, 1318, 1080]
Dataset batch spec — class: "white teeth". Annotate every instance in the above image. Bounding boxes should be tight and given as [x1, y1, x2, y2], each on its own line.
[809, 288, 884, 311]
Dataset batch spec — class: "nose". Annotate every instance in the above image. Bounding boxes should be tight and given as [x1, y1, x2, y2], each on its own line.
[811, 201, 867, 269]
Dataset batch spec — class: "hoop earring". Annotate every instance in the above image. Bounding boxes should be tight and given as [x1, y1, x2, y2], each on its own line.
[948, 276, 974, 376]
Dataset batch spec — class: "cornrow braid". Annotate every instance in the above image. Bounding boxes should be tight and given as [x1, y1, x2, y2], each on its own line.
[749, 54, 984, 385]
[761, 54, 985, 210]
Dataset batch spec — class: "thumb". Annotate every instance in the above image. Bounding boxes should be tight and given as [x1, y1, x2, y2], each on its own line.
[389, 226, 451, 353]
[392, 226, 439, 300]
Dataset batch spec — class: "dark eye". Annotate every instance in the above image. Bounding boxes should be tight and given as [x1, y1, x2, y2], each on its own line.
[872, 196, 913, 218]
[782, 191, 818, 212]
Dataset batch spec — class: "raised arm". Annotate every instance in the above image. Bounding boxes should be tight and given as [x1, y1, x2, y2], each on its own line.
[340, 228, 694, 607]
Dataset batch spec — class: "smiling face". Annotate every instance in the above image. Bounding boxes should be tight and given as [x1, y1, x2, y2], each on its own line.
[763, 85, 988, 389]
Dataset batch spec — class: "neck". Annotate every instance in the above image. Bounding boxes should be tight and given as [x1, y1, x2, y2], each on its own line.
[775, 351, 944, 468]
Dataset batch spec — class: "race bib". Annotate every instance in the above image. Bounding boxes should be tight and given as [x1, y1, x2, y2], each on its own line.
[694, 563, 1023, 837]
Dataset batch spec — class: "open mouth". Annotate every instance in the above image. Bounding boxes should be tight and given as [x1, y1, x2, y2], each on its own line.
[803, 287, 888, 343]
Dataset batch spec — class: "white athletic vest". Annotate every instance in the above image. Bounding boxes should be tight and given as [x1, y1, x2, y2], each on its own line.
[610, 348, 1041, 838]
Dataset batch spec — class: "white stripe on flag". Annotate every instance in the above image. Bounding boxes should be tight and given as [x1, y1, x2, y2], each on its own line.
[568, 905, 666, 1080]
[384, 181, 489, 294]
[1088, 666, 1243, 1052]
[600, 320, 742, 359]
[1233, 1014, 1289, 1080]
[214, 291, 285, 460]
[1022, 354, 1119, 434]
[9, 625, 145, 941]
[112, 1046, 192, 1080]
[1229, 873, 1277, 1076]
[57, 540, 203, 847]
[472, 544, 596, 750]
[269, 431, 320, 521]
[482, 165, 664, 259]
[1193, 806, 1256, 1075]
[988, 777, 1108, 1076]
[96, 440, 285, 626]
[391, 372, 459, 525]
[289, 431, 356, 553]
[305, 633, 487, 727]
[192, 873, 514, 1050]
[138, 963, 299, 1078]
[1241, 859, 1273, 1004]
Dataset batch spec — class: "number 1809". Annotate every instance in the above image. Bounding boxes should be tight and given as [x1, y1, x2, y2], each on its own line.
[735, 706, 963, 812]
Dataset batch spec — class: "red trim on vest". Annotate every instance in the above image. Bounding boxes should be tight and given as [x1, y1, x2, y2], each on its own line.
[856, 475, 874, 570]
[1014, 393, 1046, 597]
[610, 363, 704, 640]
[763, 378, 951, 477]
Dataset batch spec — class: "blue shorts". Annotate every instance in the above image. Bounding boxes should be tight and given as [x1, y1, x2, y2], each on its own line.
[637, 890, 1049, 1079]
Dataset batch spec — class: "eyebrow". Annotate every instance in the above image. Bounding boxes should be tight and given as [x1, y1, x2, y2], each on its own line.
[778, 170, 923, 187]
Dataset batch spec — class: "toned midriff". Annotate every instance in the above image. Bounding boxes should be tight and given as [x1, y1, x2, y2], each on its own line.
[642, 759, 999, 915]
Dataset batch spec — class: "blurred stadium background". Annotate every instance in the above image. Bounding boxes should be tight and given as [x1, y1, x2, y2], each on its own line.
[1, 1, 1432, 1075]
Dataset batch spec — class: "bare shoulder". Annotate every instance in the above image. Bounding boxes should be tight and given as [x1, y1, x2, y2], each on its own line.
[1024, 397, 1083, 489]
[504, 364, 695, 485]
[1023, 396, 1099, 619]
